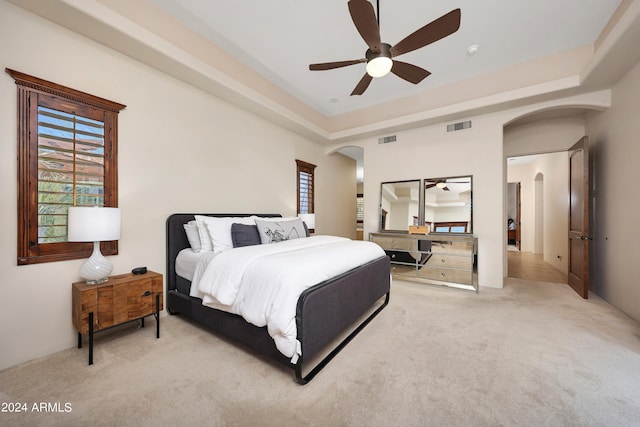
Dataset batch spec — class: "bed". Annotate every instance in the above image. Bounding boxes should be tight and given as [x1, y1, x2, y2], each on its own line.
[166, 213, 390, 384]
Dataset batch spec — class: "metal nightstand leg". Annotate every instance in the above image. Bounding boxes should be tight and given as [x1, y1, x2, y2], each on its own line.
[88, 311, 94, 365]
[155, 294, 160, 339]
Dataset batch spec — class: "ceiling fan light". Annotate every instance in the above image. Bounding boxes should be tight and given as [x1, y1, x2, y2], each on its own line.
[366, 56, 392, 78]
[436, 182, 447, 189]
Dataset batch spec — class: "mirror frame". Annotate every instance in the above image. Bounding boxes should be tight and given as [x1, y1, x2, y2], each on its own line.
[378, 179, 421, 233]
[378, 176, 473, 234]
[423, 175, 473, 234]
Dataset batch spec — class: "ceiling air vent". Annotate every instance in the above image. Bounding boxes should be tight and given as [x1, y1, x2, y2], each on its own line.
[378, 135, 397, 144]
[447, 121, 472, 132]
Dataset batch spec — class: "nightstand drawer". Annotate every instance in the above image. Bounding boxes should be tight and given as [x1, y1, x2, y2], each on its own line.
[98, 278, 158, 329]
[124, 278, 157, 320]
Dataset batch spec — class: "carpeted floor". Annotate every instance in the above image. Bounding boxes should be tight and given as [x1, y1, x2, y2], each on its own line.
[1, 278, 640, 426]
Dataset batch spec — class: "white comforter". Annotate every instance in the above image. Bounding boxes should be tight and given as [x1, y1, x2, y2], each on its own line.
[189, 235, 385, 360]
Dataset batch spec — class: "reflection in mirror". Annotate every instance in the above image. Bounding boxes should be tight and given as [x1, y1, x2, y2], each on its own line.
[424, 176, 473, 233]
[380, 180, 420, 232]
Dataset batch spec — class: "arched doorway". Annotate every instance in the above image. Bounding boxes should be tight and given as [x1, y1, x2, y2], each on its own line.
[336, 146, 364, 239]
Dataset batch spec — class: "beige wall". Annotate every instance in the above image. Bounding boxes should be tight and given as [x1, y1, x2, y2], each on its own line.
[358, 115, 506, 289]
[0, 3, 354, 370]
[586, 59, 640, 321]
[504, 116, 587, 157]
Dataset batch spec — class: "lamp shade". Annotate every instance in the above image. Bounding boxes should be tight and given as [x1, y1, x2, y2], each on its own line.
[68, 207, 121, 242]
[299, 213, 316, 230]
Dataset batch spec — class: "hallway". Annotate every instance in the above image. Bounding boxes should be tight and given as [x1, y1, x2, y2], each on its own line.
[507, 248, 567, 284]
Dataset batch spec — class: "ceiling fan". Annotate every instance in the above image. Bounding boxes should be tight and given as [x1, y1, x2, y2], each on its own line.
[425, 179, 470, 192]
[309, 0, 461, 96]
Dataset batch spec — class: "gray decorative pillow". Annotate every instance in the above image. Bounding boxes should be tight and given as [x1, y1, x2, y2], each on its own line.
[231, 223, 261, 248]
[255, 218, 308, 244]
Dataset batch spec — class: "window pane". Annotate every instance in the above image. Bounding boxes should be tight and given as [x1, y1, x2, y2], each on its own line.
[356, 196, 364, 221]
[37, 106, 105, 243]
[299, 170, 313, 214]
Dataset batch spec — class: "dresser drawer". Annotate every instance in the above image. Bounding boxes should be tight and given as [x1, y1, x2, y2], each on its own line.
[428, 254, 472, 269]
[418, 266, 474, 285]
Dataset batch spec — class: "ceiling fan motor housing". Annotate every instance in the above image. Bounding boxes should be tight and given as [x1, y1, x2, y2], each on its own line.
[366, 43, 393, 77]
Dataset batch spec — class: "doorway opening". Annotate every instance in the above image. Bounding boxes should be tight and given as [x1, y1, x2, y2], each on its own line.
[506, 154, 568, 284]
[337, 146, 364, 239]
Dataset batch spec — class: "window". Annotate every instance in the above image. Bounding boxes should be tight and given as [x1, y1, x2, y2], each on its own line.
[296, 159, 316, 219]
[7, 69, 126, 265]
[356, 193, 364, 224]
[432, 222, 468, 233]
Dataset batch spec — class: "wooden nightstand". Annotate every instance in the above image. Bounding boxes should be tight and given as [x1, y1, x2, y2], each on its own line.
[72, 270, 163, 365]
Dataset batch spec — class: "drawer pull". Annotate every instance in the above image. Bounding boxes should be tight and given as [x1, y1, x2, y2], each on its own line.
[441, 258, 445, 263]
[142, 291, 152, 297]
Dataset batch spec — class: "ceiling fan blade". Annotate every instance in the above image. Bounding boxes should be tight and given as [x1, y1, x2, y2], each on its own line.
[391, 60, 431, 84]
[350, 73, 373, 96]
[390, 8, 461, 57]
[309, 59, 366, 71]
[348, 0, 382, 52]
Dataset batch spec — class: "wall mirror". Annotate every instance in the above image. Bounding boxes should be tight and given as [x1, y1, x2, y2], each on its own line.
[424, 176, 473, 233]
[379, 180, 420, 232]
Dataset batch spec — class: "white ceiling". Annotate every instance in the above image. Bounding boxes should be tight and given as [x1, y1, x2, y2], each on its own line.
[151, 0, 622, 117]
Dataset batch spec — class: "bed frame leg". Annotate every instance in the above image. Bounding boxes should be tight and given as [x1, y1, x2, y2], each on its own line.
[295, 292, 390, 385]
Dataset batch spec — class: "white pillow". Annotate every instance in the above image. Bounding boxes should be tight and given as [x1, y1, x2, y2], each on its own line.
[254, 217, 307, 244]
[200, 216, 258, 253]
[194, 215, 215, 251]
[183, 220, 202, 252]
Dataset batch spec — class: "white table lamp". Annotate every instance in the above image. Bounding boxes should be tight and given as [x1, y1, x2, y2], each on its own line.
[68, 207, 121, 284]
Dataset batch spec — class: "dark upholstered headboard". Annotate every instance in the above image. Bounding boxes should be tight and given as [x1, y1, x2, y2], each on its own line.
[165, 213, 281, 292]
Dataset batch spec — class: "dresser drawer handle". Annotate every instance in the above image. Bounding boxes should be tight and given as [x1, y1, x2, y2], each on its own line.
[142, 291, 152, 297]
[441, 258, 446, 263]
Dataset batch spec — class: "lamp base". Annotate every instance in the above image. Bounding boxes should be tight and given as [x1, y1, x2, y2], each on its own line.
[85, 277, 109, 285]
[79, 241, 113, 285]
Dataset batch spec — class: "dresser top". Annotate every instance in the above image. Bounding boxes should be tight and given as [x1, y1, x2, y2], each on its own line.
[370, 232, 477, 243]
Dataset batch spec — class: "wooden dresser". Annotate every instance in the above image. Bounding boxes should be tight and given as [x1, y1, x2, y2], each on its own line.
[72, 270, 163, 364]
